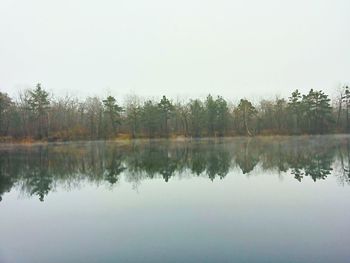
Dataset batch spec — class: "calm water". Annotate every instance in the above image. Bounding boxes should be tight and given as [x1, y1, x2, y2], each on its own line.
[0, 136, 350, 263]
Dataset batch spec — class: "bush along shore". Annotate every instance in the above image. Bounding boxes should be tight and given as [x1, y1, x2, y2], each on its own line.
[0, 84, 349, 142]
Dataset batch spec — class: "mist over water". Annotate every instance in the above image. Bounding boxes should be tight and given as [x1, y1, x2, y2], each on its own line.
[0, 136, 350, 262]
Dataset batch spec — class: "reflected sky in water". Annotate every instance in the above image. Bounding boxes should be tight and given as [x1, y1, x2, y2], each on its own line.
[0, 136, 350, 263]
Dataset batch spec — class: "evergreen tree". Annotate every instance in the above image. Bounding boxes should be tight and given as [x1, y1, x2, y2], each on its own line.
[125, 95, 141, 138]
[158, 96, 173, 137]
[102, 96, 123, 135]
[0, 92, 12, 136]
[27, 83, 50, 139]
[288, 89, 302, 134]
[215, 96, 229, 136]
[142, 100, 160, 138]
[189, 99, 205, 137]
[205, 95, 217, 136]
[301, 89, 333, 134]
[235, 99, 257, 136]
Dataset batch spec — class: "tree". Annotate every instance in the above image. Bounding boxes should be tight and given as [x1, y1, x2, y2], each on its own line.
[334, 85, 350, 132]
[173, 101, 189, 137]
[158, 96, 174, 137]
[27, 83, 50, 139]
[85, 97, 103, 139]
[205, 94, 217, 136]
[274, 98, 287, 132]
[301, 89, 333, 134]
[235, 99, 257, 136]
[125, 94, 141, 138]
[141, 100, 160, 138]
[215, 96, 229, 136]
[102, 96, 123, 136]
[189, 99, 205, 137]
[288, 89, 302, 134]
[0, 84, 348, 140]
[0, 92, 12, 136]
[343, 86, 350, 132]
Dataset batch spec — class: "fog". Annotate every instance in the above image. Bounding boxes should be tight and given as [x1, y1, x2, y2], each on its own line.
[0, 0, 349, 100]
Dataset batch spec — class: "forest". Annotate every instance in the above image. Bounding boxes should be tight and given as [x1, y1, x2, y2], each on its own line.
[0, 84, 349, 141]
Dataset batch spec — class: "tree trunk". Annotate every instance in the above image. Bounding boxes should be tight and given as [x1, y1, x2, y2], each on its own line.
[347, 102, 349, 133]
[337, 97, 342, 127]
[244, 106, 252, 136]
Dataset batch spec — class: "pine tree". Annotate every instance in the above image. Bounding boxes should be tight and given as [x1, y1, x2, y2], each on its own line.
[0, 92, 12, 136]
[205, 95, 217, 136]
[215, 96, 229, 136]
[288, 89, 302, 133]
[102, 96, 123, 135]
[302, 89, 333, 134]
[27, 83, 50, 139]
[158, 96, 173, 137]
[235, 99, 257, 136]
[189, 99, 205, 137]
[142, 100, 160, 138]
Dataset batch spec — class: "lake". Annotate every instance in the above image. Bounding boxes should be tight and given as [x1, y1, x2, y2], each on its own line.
[0, 136, 349, 263]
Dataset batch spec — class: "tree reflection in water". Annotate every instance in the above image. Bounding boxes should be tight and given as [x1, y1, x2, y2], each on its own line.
[0, 136, 349, 202]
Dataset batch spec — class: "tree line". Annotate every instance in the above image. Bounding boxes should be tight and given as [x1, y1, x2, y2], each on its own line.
[0, 83, 349, 141]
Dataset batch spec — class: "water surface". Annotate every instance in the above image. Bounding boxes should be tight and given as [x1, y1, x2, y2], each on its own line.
[0, 136, 349, 263]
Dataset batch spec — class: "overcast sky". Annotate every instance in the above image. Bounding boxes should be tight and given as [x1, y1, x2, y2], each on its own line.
[0, 0, 349, 101]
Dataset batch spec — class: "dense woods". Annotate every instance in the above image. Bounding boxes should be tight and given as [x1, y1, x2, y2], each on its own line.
[0, 84, 349, 141]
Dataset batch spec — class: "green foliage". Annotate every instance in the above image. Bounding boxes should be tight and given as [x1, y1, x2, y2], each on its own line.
[286, 89, 333, 134]
[102, 96, 123, 135]
[288, 89, 302, 133]
[288, 90, 302, 112]
[0, 92, 12, 135]
[141, 100, 160, 138]
[205, 95, 217, 136]
[158, 95, 174, 137]
[27, 83, 50, 116]
[189, 99, 205, 137]
[301, 89, 333, 133]
[202, 95, 230, 136]
[215, 96, 230, 136]
[0, 84, 347, 140]
[26, 83, 50, 139]
[125, 95, 141, 138]
[235, 99, 257, 136]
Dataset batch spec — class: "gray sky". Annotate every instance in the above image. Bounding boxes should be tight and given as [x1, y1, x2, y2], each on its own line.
[0, 0, 349, 101]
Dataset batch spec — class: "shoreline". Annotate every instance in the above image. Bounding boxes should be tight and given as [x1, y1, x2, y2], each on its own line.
[0, 133, 349, 146]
